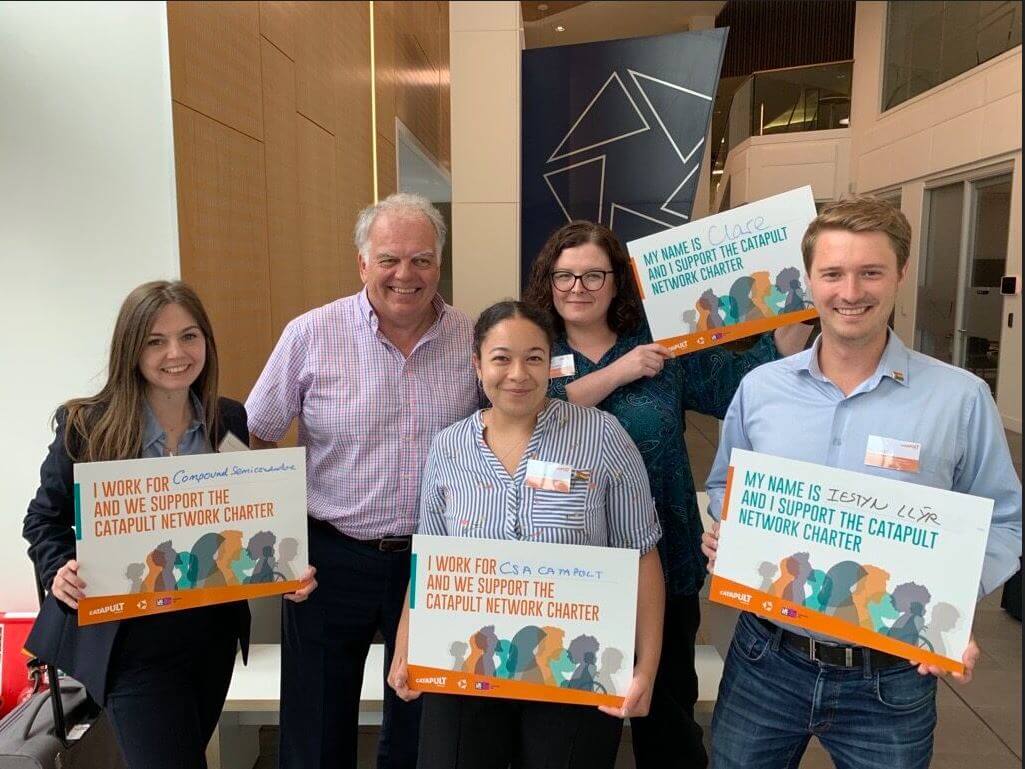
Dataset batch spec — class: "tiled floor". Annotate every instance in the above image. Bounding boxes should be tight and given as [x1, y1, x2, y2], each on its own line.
[253, 418, 1022, 768]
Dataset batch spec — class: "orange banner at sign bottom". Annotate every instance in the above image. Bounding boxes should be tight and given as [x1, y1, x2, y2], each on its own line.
[708, 574, 965, 674]
[77, 580, 303, 626]
[656, 308, 819, 357]
[408, 664, 624, 707]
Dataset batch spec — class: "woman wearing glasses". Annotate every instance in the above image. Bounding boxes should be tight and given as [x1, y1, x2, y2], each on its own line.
[524, 221, 810, 769]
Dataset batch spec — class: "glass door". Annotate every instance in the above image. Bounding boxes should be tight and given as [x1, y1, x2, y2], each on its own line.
[915, 173, 1011, 395]
[960, 174, 1012, 396]
[915, 182, 964, 365]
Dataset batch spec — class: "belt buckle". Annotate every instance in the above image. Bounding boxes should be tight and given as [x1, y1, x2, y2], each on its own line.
[845, 647, 854, 667]
[378, 537, 410, 553]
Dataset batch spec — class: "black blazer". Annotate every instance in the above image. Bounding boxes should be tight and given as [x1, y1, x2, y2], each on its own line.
[23, 397, 252, 703]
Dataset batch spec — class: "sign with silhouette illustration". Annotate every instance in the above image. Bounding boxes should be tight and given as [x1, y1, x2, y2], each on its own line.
[73, 447, 308, 625]
[407, 535, 638, 706]
[710, 449, 993, 674]
[626, 186, 818, 355]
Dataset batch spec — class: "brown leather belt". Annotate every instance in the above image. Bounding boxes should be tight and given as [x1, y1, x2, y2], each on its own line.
[311, 518, 412, 553]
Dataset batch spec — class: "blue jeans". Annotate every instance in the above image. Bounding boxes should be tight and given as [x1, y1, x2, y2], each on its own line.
[711, 612, 937, 769]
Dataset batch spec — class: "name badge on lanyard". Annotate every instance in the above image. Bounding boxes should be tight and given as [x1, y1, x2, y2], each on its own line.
[864, 435, 921, 473]
[525, 459, 573, 492]
[549, 354, 575, 378]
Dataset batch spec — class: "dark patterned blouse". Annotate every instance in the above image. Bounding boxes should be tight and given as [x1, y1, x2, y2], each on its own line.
[548, 325, 777, 597]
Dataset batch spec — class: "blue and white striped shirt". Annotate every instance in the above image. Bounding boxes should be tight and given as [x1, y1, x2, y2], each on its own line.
[419, 398, 662, 553]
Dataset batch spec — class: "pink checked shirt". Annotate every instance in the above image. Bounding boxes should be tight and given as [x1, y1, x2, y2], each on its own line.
[246, 289, 479, 538]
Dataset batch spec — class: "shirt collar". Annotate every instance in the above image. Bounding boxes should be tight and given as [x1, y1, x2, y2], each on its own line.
[790, 330, 910, 389]
[473, 398, 562, 441]
[142, 390, 206, 452]
[356, 287, 447, 333]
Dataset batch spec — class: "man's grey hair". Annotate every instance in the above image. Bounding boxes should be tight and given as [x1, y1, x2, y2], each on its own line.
[353, 192, 447, 262]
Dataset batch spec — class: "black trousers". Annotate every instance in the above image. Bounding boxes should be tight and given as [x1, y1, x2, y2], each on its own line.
[417, 693, 623, 769]
[630, 593, 707, 769]
[279, 520, 420, 769]
[104, 605, 239, 769]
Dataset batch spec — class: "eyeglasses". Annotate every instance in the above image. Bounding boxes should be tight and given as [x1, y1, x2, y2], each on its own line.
[550, 270, 614, 292]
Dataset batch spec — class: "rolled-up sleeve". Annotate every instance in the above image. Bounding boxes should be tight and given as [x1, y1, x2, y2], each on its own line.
[245, 319, 309, 442]
[600, 414, 661, 552]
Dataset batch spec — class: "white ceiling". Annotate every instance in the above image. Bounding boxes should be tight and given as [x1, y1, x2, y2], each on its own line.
[523, 1, 726, 49]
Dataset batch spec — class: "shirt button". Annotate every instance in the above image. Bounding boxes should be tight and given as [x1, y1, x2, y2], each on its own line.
[833, 438, 842, 446]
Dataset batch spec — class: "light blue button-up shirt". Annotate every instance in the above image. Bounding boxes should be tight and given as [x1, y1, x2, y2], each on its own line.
[141, 391, 209, 458]
[707, 332, 1022, 632]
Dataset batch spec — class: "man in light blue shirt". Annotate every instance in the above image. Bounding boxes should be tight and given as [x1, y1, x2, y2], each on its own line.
[702, 196, 1021, 769]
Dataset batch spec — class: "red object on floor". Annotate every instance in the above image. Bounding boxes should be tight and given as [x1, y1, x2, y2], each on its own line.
[0, 611, 38, 718]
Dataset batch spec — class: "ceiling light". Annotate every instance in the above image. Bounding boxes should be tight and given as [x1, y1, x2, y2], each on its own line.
[555, 25, 566, 32]
[712, 170, 724, 176]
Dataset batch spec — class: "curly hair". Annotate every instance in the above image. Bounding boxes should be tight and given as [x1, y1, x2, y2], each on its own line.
[523, 220, 644, 336]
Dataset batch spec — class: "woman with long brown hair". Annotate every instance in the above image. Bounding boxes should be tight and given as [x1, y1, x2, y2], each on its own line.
[524, 221, 810, 769]
[23, 280, 314, 769]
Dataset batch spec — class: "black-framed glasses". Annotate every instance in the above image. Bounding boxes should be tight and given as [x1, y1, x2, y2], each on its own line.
[550, 270, 614, 292]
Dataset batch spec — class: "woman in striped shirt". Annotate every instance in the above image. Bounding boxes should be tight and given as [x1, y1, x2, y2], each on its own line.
[388, 300, 665, 769]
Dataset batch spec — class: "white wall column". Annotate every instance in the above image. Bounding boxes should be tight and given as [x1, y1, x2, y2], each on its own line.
[0, 1, 180, 608]
[450, 1, 522, 318]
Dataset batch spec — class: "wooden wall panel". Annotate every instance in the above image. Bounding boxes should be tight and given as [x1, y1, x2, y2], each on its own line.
[377, 135, 397, 199]
[439, 1, 451, 170]
[167, 2, 263, 139]
[294, 1, 338, 134]
[169, 1, 446, 406]
[373, 1, 398, 141]
[394, 23, 440, 158]
[172, 102, 272, 402]
[259, 1, 295, 58]
[373, 1, 451, 187]
[297, 116, 342, 311]
[412, 2, 441, 74]
[261, 39, 301, 339]
[333, 1, 373, 295]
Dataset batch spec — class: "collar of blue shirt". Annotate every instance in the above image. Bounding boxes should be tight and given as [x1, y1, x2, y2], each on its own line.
[141, 389, 206, 454]
[783, 330, 911, 393]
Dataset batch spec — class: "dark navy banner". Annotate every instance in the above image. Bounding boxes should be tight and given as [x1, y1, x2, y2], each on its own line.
[521, 30, 727, 286]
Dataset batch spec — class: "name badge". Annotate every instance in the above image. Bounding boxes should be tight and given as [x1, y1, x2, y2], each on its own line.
[864, 435, 921, 473]
[218, 431, 250, 453]
[525, 459, 572, 492]
[549, 354, 575, 378]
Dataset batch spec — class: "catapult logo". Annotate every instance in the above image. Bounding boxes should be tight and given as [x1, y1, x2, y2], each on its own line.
[88, 601, 125, 617]
[720, 589, 752, 605]
[416, 675, 447, 687]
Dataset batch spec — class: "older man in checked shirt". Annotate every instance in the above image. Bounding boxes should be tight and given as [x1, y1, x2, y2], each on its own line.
[246, 193, 478, 769]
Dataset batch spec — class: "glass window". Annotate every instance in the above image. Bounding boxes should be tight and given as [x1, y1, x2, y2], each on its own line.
[882, 1, 1022, 111]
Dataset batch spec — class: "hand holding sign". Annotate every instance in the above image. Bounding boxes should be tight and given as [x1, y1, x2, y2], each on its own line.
[611, 343, 670, 385]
